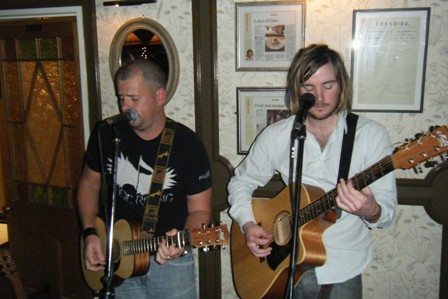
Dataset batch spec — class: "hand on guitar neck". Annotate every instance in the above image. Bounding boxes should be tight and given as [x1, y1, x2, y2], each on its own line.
[154, 228, 188, 265]
[81, 217, 229, 291]
[335, 178, 382, 223]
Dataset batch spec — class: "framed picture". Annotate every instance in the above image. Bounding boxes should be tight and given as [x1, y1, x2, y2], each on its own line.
[237, 87, 291, 154]
[351, 8, 430, 112]
[236, 1, 305, 71]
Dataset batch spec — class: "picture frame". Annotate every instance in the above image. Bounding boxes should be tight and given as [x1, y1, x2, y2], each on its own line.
[237, 87, 291, 154]
[236, 1, 305, 71]
[351, 8, 430, 112]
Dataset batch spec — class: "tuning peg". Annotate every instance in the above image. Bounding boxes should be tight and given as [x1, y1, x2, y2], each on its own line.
[413, 165, 423, 174]
[424, 160, 438, 168]
[429, 125, 440, 132]
[441, 153, 448, 162]
[414, 133, 423, 140]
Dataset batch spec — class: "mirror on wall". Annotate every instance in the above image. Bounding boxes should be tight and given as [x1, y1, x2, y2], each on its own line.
[109, 17, 179, 102]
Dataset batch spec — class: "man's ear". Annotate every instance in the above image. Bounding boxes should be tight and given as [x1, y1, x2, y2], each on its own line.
[156, 88, 167, 105]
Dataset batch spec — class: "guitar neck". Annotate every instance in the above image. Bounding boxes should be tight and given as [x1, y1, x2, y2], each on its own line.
[299, 155, 395, 225]
[123, 230, 191, 256]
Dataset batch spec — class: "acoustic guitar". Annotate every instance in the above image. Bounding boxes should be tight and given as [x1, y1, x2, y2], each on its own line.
[0, 249, 27, 299]
[81, 217, 229, 291]
[231, 126, 448, 299]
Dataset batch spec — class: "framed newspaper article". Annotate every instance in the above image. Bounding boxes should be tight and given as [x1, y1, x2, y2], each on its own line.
[237, 87, 291, 154]
[236, 1, 305, 71]
[351, 8, 430, 112]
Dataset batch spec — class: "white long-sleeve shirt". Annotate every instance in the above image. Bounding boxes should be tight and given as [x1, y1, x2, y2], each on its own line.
[228, 112, 397, 284]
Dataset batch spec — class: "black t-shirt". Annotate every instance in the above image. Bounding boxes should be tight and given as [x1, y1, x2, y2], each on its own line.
[84, 119, 212, 236]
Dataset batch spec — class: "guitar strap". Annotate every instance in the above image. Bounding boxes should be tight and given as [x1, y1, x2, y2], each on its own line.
[334, 112, 359, 219]
[317, 113, 359, 299]
[142, 118, 177, 234]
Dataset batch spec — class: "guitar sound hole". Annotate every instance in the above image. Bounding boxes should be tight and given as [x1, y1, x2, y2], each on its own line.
[273, 211, 291, 246]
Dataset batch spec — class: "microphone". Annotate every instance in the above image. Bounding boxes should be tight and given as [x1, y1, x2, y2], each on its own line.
[292, 93, 315, 134]
[102, 109, 139, 126]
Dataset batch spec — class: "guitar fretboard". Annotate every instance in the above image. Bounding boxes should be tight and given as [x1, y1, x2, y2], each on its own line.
[298, 155, 395, 226]
[123, 231, 191, 255]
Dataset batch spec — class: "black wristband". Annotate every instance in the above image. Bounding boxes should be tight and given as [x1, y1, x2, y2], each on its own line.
[82, 227, 98, 240]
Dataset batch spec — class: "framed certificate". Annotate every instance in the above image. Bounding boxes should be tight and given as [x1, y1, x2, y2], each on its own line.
[351, 8, 430, 112]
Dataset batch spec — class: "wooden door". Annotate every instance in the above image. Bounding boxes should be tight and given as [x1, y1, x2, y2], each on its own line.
[0, 16, 91, 298]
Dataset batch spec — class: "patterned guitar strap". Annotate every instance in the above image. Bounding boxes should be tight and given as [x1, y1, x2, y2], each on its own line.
[319, 112, 358, 299]
[142, 118, 177, 235]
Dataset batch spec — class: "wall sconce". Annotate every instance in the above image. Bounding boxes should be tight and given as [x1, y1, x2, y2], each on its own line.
[103, 0, 157, 6]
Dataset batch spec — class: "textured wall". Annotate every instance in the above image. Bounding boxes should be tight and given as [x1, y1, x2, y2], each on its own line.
[95, 0, 447, 298]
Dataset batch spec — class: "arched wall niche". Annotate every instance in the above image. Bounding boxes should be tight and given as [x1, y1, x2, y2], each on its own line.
[109, 17, 180, 102]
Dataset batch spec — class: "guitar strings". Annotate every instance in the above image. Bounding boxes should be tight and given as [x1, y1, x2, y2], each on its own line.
[122, 232, 191, 255]
[259, 155, 395, 243]
[120, 226, 228, 255]
[255, 128, 446, 244]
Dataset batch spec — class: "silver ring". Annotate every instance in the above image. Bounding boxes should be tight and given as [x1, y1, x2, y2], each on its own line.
[166, 256, 171, 260]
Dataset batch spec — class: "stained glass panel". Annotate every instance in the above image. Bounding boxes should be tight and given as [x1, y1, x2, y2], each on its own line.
[18, 39, 36, 60]
[42, 62, 62, 112]
[6, 62, 22, 121]
[39, 38, 59, 60]
[1, 17, 83, 208]
[12, 125, 26, 182]
[51, 143, 68, 187]
[31, 184, 47, 204]
[4, 39, 17, 60]
[60, 36, 75, 60]
[51, 187, 67, 207]
[27, 65, 61, 184]
[16, 182, 29, 201]
[62, 61, 79, 125]
[26, 127, 45, 184]
[19, 61, 35, 113]
[67, 127, 83, 187]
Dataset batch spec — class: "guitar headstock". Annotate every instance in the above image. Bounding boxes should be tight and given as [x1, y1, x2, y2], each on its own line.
[190, 224, 229, 251]
[0, 249, 27, 299]
[0, 249, 19, 278]
[392, 125, 448, 170]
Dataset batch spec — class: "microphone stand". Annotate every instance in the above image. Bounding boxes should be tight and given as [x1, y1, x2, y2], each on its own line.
[284, 122, 307, 299]
[98, 125, 121, 299]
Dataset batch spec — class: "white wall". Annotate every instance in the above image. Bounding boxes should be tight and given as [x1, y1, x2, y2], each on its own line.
[95, 0, 447, 298]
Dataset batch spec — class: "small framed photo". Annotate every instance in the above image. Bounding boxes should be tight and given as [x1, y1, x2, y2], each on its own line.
[236, 1, 305, 71]
[351, 8, 430, 112]
[237, 87, 291, 154]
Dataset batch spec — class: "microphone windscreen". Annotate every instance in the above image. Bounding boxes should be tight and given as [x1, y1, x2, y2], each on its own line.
[300, 93, 316, 109]
[126, 109, 139, 122]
